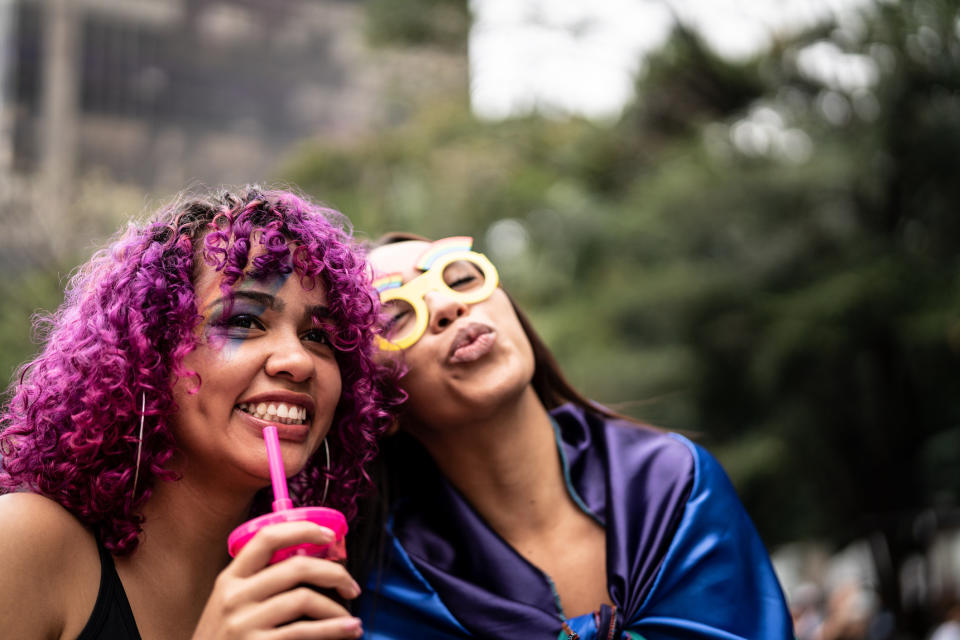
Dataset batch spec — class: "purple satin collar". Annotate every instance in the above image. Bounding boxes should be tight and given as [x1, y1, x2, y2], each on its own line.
[389, 404, 695, 637]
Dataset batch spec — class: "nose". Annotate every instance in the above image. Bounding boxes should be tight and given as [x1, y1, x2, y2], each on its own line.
[264, 330, 314, 382]
[424, 290, 468, 334]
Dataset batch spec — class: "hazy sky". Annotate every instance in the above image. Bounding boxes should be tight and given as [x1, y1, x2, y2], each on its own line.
[469, 0, 876, 120]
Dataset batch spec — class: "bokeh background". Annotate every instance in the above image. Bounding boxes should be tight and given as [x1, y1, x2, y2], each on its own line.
[2, 0, 960, 637]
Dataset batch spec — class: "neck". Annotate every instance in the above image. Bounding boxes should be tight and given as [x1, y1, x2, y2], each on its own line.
[118, 463, 262, 602]
[411, 392, 613, 618]
[411, 387, 572, 539]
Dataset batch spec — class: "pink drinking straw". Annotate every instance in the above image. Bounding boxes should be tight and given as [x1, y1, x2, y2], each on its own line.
[263, 425, 294, 511]
[226, 425, 348, 563]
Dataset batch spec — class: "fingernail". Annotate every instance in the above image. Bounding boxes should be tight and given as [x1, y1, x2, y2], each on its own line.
[316, 526, 335, 541]
[351, 580, 362, 597]
[342, 617, 362, 633]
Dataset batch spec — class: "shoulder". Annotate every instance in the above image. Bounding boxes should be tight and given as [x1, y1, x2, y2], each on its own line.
[1, 489, 81, 520]
[0, 491, 98, 550]
[559, 404, 699, 486]
[356, 533, 473, 640]
[552, 405, 700, 536]
[658, 433, 741, 503]
[0, 493, 101, 639]
[629, 438, 794, 636]
[618, 428, 749, 525]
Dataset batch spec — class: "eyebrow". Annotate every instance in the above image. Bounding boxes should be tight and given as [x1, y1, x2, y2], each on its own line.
[205, 291, 331, 322]
[205, 290, 282, 312]
[306, 305, 331, 321]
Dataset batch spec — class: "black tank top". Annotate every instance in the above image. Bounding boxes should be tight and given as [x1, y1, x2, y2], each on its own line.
[76, 542, 142, 640]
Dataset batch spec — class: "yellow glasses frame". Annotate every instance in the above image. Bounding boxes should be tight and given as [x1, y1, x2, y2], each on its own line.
[377, 250, 499, 351]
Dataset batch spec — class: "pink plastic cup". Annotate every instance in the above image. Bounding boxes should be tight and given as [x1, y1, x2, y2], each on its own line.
[227, 426, 348, 565]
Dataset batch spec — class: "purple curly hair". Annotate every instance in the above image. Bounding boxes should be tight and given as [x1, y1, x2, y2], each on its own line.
[0, 187, 390, 555]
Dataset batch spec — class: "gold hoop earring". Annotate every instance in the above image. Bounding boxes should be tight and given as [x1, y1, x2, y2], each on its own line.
[132, 393, 145, 495]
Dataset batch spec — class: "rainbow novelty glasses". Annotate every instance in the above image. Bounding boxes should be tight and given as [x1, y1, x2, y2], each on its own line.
[373, 237, 499, 350]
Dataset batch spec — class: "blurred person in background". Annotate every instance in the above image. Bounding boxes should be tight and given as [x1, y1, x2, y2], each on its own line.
[792, 582, 826, 640]
[930, 602, 960, 640]
[0, 188, 389, 639]
[818, 580, 882, 640]
[352, 233, 794, 639]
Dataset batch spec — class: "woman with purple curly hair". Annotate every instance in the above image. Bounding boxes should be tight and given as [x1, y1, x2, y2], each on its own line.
[0, 187, 388, 639]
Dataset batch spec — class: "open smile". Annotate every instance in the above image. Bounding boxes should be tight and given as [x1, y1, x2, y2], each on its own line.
[237, 401, 310, 425]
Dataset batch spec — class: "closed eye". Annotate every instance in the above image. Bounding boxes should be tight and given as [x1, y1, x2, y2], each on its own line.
[381, 303, 413, 336]
[442, 260, 484, 291]
[449, 275, 477, 289]
[387, 309, 411, 328]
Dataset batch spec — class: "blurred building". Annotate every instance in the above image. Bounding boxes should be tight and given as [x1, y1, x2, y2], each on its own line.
[0, 0, 466, 264]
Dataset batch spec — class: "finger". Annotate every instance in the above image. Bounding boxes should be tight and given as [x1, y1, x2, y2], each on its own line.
[267, 616, 363, 640]
[240, 555, 361, 604]
[228, 521, 336, 578]
[235, 586, 352, 629]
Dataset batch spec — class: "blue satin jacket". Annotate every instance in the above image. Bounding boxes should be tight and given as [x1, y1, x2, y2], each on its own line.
[356, 404, 794, 639]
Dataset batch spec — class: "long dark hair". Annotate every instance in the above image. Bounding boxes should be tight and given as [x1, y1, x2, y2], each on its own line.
[346, 232, 643, 582]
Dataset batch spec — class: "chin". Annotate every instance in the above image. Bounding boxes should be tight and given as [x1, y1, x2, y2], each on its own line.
[421, 384, 528, 428]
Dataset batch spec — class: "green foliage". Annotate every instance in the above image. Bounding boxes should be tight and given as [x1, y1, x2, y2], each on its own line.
[0, 268, 70, 387]
[283, 0, 960, 557]
[364, 0, 470, 50]
[627, 25, 769, 135]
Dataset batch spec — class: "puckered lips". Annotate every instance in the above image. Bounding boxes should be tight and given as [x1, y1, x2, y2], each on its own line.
[235, 391, 316, 442]
[447, 321, 497, 364]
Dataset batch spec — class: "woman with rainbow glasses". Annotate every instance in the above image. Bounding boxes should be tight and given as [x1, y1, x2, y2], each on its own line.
[352, 233, 794, 639]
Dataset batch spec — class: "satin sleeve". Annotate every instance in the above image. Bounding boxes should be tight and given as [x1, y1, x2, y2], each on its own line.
[355, 530, 472, 640]
[628, 434, 795, 640]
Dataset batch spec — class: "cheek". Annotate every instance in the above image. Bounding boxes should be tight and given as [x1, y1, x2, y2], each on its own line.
[396, 349, 435, 394]
[325, 370, 343, 406]
[316, 360, 344, 415]
[173, 342, 248, 412]
[179, 338, 228, 380]
[400, 367, 433, 403]
[512, 320, 535, 370]
[372, 349, 415, 392]
[490, 295, 535, 363]
[171, 349, 206, 407]
[196, 332, 246, 363]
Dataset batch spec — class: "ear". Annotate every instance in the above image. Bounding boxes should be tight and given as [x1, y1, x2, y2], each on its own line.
[385, 418, 401, 436]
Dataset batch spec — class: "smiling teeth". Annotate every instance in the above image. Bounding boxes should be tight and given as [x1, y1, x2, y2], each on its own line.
[237, 402, 308, 425]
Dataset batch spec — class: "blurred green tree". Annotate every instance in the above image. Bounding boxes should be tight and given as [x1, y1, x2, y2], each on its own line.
[365, 0, 470, 50]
